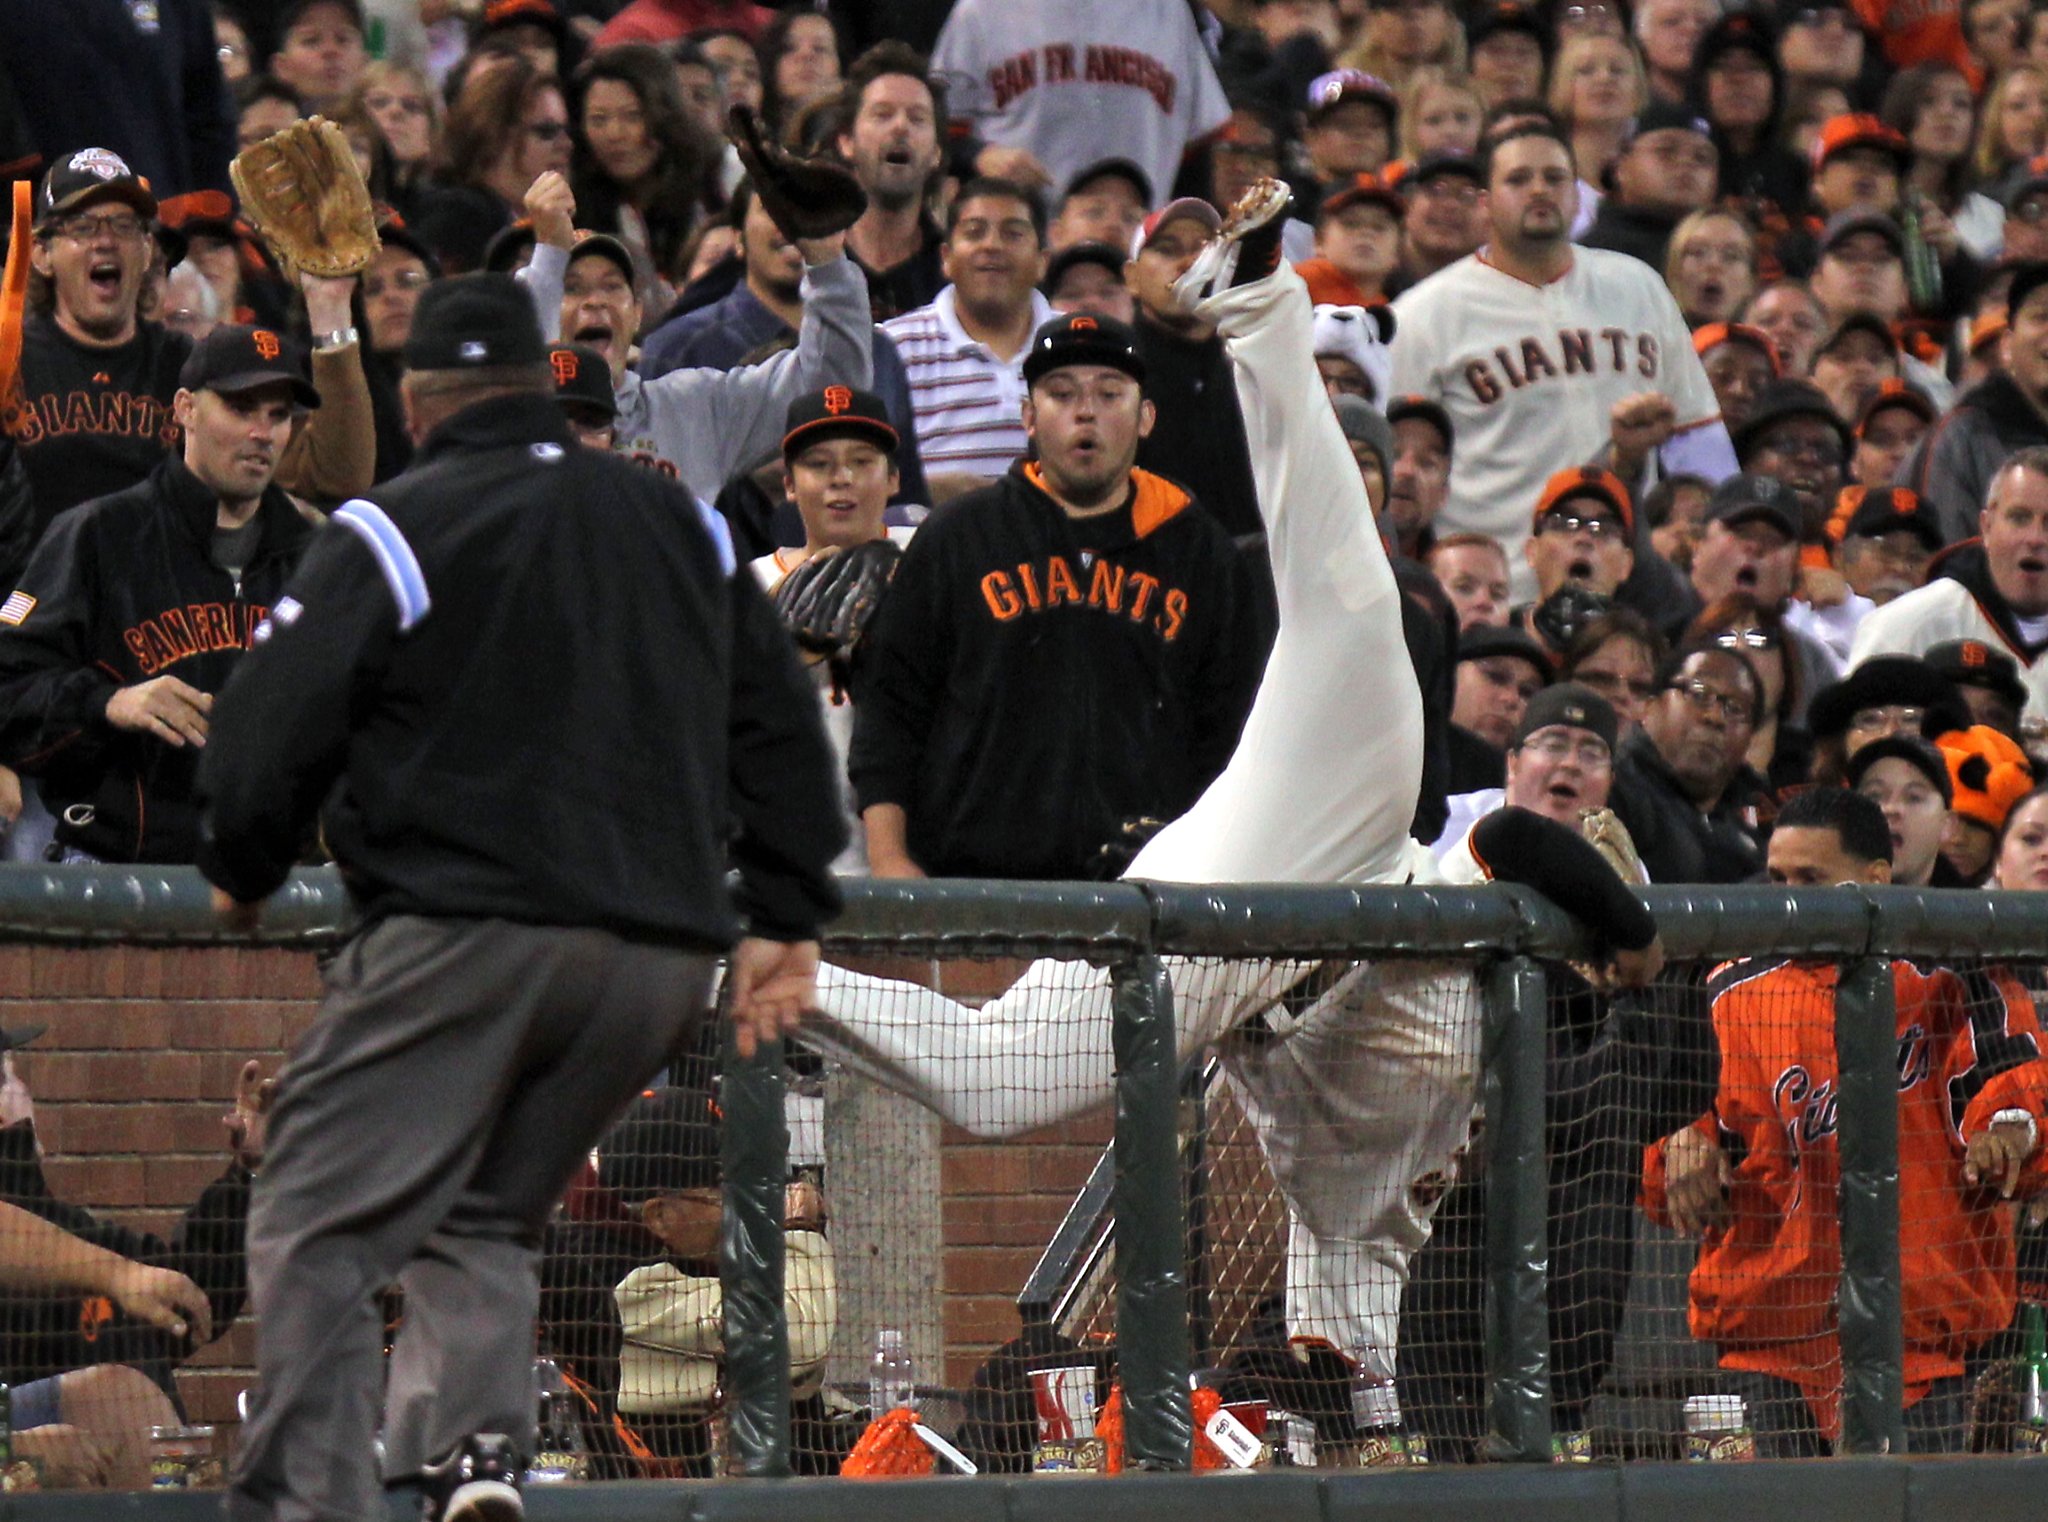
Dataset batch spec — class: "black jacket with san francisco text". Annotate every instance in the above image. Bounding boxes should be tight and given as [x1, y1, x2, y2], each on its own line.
[850, 462, 1261, 879]
[0, 454, 315, 862]
[193, 393, 844, 947]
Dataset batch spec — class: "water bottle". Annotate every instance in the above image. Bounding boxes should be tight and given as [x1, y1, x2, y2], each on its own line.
[1349, 1343, 1416, 1467]
[524, 1358, 589, 1483]
[869, 1327, 916, 1414]
[1900, 193, 1944, 316]
[2017, 1303, 2048, 1453]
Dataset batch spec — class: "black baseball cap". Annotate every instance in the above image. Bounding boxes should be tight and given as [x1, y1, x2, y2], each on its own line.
[549, 343, 616, 420]
[0, 1025, 44, 1054]
[598, 1084, 721, 1206]
[1704, 472, 1801, 539]
[1846, 732, 1954, 802]
[1814, 310, 1899, 361]
[278, 0, 365, 35]
[1625, 102, 1713, 146]
[36, 147, 156, 227]
[1819, 210, 1904, 259]
[1924, 638, 2030, 712]
[1398, 150, 1483, 189]
[404, 272, 548, 370]
[1697, 9, 1777, 70]
[1732, 378, 1851, 463]
[781, 386, 899, 460]
[1512, 681, 1617, 751]
[375, 212, 442, 276]
[1467, 0, 1549, 52]
[179, 325, 320, 408]
[1063, 157, 1154, 210]
[1386, 393, 1455, 450]
[1307, 69, 1399, 126]
[1457, 623, 1554, 676]
[1022, 312, 1146, 386]
[1855, 378, 1935, 436]
[1043, 240, 1127, 295]
[1839, 484, 1942, 552]
[1807, 655, 1968, 741]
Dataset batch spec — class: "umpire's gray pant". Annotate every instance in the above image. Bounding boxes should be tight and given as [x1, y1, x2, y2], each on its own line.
[226, 915, 718, 1522]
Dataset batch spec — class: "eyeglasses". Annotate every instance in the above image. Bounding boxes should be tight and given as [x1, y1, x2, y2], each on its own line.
[1670, 676, 1754, 724]
[1713, 627, 1777, 651]
[1572, 668, 1660, 701]
[1538, 512, 1625, 540]
[1520, 732, 1614, 768]
[363, 268, 431, 298]
[1849, 704, 1925, 731]
[1415, 179, 1481, 205]
[52, 211, 146, 243]
[1559, 2, 1616, 23]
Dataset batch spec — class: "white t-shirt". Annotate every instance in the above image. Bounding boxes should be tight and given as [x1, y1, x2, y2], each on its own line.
[932, 0, 1232, 205]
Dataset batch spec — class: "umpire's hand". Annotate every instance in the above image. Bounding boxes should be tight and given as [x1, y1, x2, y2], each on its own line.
[728, 937, 822, 1058]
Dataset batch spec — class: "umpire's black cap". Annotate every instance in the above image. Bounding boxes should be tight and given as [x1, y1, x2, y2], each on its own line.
[782, 386, 898, 461]
[549, 343, 616, 419]
[404, 272, 548, 370]
[598, 1084, 722, 1205]
[1021, 313, 1146, 387]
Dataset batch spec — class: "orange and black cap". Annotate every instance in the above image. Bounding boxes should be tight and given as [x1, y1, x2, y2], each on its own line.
[781, 386, 898, 461]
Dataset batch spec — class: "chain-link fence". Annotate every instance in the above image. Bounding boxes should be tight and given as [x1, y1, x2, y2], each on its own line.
[3, 871, 2048, 1494]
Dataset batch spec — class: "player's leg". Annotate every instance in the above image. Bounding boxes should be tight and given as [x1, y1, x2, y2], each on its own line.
[1125, 184, 1423, 889]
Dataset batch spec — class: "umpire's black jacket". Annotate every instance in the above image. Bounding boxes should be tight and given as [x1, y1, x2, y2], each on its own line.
[0, 454, 315, 862]
[196, 392, 845, 946]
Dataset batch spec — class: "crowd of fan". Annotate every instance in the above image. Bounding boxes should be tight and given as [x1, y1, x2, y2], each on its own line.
[8, 0, 2048, 1489]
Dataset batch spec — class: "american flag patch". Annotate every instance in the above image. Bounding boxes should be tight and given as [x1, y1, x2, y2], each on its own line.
[0, 591, 34, 625]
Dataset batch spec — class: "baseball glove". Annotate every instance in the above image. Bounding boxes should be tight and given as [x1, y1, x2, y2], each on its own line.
[772, 539, 902, 657]
[1580, 806, 1649, 887]
[727, 104, 868, 240]
[230, 116, 380, 280]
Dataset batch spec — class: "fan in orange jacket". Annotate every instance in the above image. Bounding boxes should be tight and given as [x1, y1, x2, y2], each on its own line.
[1641, 787, 2048, 1447]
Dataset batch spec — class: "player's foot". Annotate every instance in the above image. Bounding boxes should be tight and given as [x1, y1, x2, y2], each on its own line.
[418, 1434, 523, 1522]
[1172, 178, 1293, 310]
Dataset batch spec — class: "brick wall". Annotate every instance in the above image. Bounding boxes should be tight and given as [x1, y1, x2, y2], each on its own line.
[7, 944, 1114, 1421]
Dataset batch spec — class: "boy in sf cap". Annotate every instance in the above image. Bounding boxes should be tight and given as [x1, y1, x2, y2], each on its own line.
[851, 311, 1263, 882]
[0, 326, 321, 864]
[196, 273, 843, 1522]
[548, 342, 617, 452]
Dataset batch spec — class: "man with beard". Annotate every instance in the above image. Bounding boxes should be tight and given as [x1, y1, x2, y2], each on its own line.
[1610, 640, 1771, 883]
[1901, 262, 2048, 542]
[515, 169, 874, 505]
[835, 42, 948, 322]
[1854, 447, 2048, 720]
[1388, 126, 1734, 602]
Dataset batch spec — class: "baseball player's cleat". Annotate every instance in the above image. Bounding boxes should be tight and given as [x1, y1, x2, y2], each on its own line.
[417, 1433, 523, 1521]
[1172, 177, 1293, 309]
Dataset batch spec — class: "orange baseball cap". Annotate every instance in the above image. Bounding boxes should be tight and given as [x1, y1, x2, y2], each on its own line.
[1531, 465, 1633, 536]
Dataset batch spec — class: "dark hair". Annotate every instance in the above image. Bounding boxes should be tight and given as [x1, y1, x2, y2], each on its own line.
[443, 54, 562, 191]
[1879, 62, 1974, 209]
[945, 176, 1047, 242]
[1562, 605, 1667, 676]
[1996, 780, 2048, 858]
[1481, 120, 1575, 183]
[1640, 472, 1712, 530]
[1657, 638, 1766, 726]
[758, 6, 847, 136]
[843, 39, 948, 126]
[1482, 98, 1560, 135]
[1685, 593, 1799, 728]
[1772, 785, 1893, 865]
[235, 71, 308, 119]
[571, 44, 721, 277]
[440, 33, 526, 110]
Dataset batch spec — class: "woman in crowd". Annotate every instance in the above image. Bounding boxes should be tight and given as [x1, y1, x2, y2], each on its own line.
[1690, 18, 1808, 234]
[573, 45, 721, 299]
[235, 74, 307, 151]
[417, 56, 573, 272]
[1399, 67, 1485, 161]
[1561, 609, 1668, 741]
[1994, 782, 2048, 889]
[1884, 62, 2005, 259]
[353, 61, 444, 222]
[759, 9, 844, 139]
[1973, 62, 2048, 200]
[1550, 33, 1647, 234]
[1666, 208, 1759, 328]
[1341, 0, 1466, 91]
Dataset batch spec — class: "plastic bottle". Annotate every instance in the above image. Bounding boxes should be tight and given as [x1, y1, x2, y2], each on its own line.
[1349, 1344, 1415, 1467]
[2016, 1303, 2048, 1453]
[1900, 193, 1944, 316]
[869, 1327, 916, 1414]
[524, 1358, 589, 1483]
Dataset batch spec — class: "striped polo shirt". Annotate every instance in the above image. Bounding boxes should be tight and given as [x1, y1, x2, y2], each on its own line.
[882, 285, 1055, 481]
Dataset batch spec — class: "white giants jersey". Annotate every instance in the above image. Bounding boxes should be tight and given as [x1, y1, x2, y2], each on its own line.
[1388, 246, 1724, 591]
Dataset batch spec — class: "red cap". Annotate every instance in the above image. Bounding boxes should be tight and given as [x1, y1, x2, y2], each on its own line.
[1318, 171, 1406, 219]
[1531, 465, 1633, 536]
[1811, 113, 1909, 173]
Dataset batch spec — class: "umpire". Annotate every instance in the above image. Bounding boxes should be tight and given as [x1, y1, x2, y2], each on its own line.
[195, 274, 845, 1522]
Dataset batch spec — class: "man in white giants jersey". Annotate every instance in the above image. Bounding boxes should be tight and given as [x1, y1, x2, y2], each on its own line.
[1387, 125, 1737, 601]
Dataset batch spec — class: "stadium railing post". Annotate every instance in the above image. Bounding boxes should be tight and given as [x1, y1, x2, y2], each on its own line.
[1483, 953, 1554, 1461]
[1113, 952, 1194, 1470]
[720, 1013, 793, 1476]
[1834, 953, 1906, 1454]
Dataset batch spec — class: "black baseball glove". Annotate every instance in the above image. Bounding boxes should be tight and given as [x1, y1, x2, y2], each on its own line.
[727, 104, 868, 240]
[772, 538, 903, 657]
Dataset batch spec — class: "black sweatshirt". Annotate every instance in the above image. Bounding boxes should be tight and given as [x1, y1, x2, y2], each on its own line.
[196, 393, 844, 945]
[0, 455, 315, 862]
[851, 462, 1262, 879]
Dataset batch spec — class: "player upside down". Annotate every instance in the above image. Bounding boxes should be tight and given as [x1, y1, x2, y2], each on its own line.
[799, 182, 1654, 1365]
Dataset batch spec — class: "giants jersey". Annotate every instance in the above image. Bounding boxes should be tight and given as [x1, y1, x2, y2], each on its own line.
[1387, 247, 1725, 597]
[1641, 957, 2048, 1420]
[932, 0, 1231, 210]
